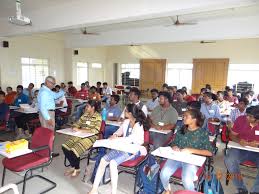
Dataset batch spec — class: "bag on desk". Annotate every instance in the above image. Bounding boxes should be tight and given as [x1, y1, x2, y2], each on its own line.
[203, 171, 224, 194]
[137, 155, 163, 194]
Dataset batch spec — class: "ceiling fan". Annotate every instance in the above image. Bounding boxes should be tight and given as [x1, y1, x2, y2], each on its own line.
[200, 40, 216, 44]
[165, 15, 197, 27]
[72, 27, 100, 35]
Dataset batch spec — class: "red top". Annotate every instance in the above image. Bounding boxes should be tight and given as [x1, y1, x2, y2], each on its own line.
[68, 86, 77, 97]
[5, 91, 17, 105]
[75, 89, 88, 100]
[232, 115, 259, 142]
[184, 95, 196, 103]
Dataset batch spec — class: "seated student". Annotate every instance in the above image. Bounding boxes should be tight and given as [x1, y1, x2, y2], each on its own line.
[160, 109, 213, 193]
[62, 100, 101, 178]
[183, 90, 196, 103]
[104, 95, 122, 138]
[146, 88, 159, 112]
[187, 101, 201, 110]
[54, 85, 68, 114]
[89, 104, 147, 194]
[60, 82, 67, 93]
[67, 81, 77, 97]
[229, 98, 249, 125]
[168, 86, 177, 102]
[224, 106, 259, 194]
[23, 83, 35, 103]
[89, 86, 101, 101]
[102, 82, 113, 102]
[149, 91, 178, 149]
[120, 87, 148, 118]
[215, 91, 230, 115]
[85, 81, 90, 90]
[162, 83, 169, 92]
[171, 89, 188, 116]
[96, 81, 103, 95]
[200, 92, 221, 130]
[0, 91, 9, 126]
[13, 85, 29, 107]
[75, 83, 89, 100]
[225, 88, 239, 105]
[5, 87, 17, 105]
[198, 88, 206, 103]
[15, 90, 39, 139]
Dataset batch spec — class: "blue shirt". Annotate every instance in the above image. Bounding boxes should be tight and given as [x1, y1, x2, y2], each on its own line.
[38, 85, 65, 120]
[200, 102, 221, 129]
[106, 104, 122, 119]
[0, 102, 9, 122]
[14, 93, 29, 106]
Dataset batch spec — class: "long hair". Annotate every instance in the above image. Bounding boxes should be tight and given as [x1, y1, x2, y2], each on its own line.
[126, 103, 149, 130]
[180, 109, 204, 135]
[87, 100, 101, 113]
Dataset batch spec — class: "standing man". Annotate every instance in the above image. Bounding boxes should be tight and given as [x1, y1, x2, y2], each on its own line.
[38, 76, 65, 130]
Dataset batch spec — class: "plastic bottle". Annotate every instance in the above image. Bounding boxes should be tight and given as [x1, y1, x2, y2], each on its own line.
[207, 189, 213, 194]
[102, 108, 107, 121]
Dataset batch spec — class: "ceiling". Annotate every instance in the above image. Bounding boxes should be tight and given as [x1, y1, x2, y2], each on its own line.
[1, 0, 259, 47]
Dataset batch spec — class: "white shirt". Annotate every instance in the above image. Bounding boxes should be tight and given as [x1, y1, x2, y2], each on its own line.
[114, 119, 144, 145]
[120, 101, 148, 118]
[146, 97, 159, 111]
[102, 87, 113, 96]
[55, 96, 68, 112]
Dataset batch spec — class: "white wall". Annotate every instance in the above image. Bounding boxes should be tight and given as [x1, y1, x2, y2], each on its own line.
[0, 34, 65, 90]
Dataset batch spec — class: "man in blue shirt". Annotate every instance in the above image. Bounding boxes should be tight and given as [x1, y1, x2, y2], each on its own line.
[103, 95, 122, 138]
[0, 91, 9, 126]
[14, 85, 29, 107]
[38, 76, 65, 130]
[200, 92, 221, 130]
[23, 83, 35, 103]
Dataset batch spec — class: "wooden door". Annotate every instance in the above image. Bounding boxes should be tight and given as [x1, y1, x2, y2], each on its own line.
[140, 59, 166, 96]
[192, 58, 229, 94]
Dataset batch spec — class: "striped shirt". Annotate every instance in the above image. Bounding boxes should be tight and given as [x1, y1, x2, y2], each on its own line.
[229, 108, 246, 123]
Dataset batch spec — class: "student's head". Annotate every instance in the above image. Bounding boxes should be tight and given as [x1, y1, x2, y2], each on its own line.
[162, 83, 168, 91]
[246, 106, 259, 124]
[167, 86, 173, 95]
[6, 87, 13, 94]
[181, 86, 187, 92]
[243, 91, 254, 103]
[16, 85, 23, 94]
[60, 82, 66, 88]
[45, 76, 56, 89]
[158, 91, 171, 106]
[85, 81, 90, 86]
[227, 89, 233, 96]
[183, 109, 204, 129]
[172, 86, 177, 93]
[34, 90, 39, 98]
[28, 83, 34, 90]
[81, 83, 86, 90]
[176, 89, 185, 102]
[96, 82, 102, 88]
[55, 85, 61, 92]
[238, 98, 249, 112]
[85, 100, 100, 113]
[125, 103, 147, 127]
[225, 86, 230, 91]
[103, 82, 108, 89]
[203, 92, 213, 104]
[90, 86, 97, 94]
[217, 91, 224, 101]
[200, 88, 206, 95]
[129, 87, 141, 103]
[187, 101, 201, 110]
[110, 95, 120, 106]
[0, 91, 6, 103]
[205, 84, 211, 91]
[67, 81, 73, 87]
[150, 89, 159, 100]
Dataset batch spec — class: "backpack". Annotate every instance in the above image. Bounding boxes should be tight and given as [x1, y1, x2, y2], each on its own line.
[137, 155, 164, 194]
[203, 171, 224, 194]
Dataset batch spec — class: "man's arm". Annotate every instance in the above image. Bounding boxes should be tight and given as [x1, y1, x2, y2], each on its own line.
[39, 92, 50, 120]
[53, 90, 65, 100]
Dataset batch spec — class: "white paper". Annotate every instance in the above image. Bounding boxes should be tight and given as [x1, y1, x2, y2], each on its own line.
[151, 147, 206, 167]
[178, 117, 182, 121]
[228, 141, 259, 153]
[255, 131, 259, 136]
[149, 128, 171, 134]
[93, 139, 147, 155]
[209, 121, 221, 126]
[9, 106, 19, 110]
[57, 128, 95, 138]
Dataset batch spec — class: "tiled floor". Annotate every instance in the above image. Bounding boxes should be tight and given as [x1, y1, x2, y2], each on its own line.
[0, 134, 257, 194]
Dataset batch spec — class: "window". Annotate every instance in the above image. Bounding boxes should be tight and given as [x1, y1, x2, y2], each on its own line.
[91, 63, 102, 69]
[166, 63, 193, 90]
[228, 64, 259, 94]
[121, 64, 140, 86]
[77, 62, 88, 85]
[21, 57, 49, 88]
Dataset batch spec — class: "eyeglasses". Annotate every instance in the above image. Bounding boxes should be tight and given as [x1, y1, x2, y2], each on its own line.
[47, 80, 56, 85]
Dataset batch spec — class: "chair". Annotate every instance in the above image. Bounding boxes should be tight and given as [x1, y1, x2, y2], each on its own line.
[56, 99, 73, 127]
[1, 127, 56, 194]
[174, 190, 203, 194]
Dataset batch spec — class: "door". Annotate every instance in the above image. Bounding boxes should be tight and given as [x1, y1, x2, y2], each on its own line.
[192, 58, 229, 94]
[140, 59, 166, 97]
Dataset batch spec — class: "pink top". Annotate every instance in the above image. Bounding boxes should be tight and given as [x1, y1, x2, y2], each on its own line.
[232, 115, 259, 142]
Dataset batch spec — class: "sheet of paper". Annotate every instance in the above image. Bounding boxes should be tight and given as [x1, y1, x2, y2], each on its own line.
[9, 106, 19, 110]
[105, 120, 122, 127]
[228, 141, 259, 153]
[151, 147, 206, 167]
[209, 121, 221, 126]
[149, 128, 171, 134]
[93, 139, 146, 155]
[177, 117, 182, 121]
[57, 128, 95, 138]
[0, 142, 32, 159]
